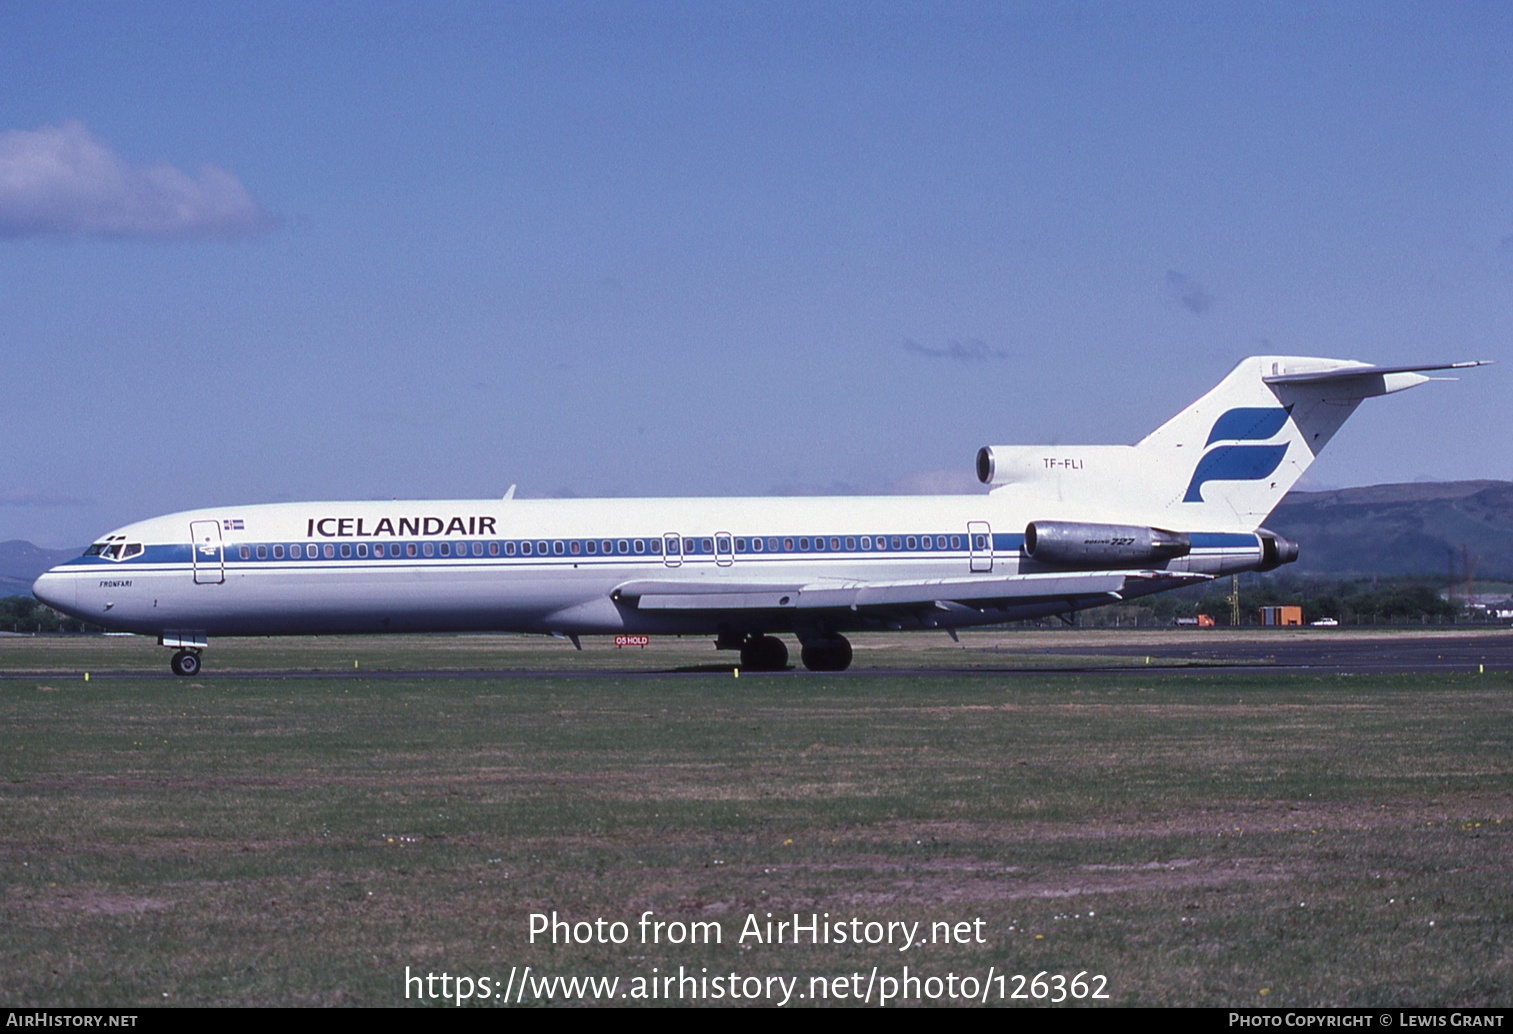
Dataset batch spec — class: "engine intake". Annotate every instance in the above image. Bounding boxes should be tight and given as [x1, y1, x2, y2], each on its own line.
[1024, 521, 1191, 568]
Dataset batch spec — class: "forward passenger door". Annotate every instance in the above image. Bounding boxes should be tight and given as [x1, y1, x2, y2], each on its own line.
[190, 521, 224, 584]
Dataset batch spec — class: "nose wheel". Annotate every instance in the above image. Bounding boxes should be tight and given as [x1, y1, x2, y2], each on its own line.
[170, 649, 202, 677]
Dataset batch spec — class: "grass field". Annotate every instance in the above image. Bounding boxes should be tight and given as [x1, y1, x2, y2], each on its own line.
[1, 632, 1510, 1007]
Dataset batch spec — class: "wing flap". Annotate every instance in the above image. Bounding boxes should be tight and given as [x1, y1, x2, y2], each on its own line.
[615, 570, 1211, 612]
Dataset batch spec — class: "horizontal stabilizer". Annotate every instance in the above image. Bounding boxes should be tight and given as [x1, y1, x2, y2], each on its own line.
[1263, 360, 1491, 385]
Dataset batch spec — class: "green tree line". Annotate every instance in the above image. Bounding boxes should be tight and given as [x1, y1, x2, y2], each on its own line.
[1100, 575, 1472, 627]
[1, 596, 103, 634]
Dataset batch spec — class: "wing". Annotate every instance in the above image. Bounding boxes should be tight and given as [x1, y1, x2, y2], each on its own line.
[613, 569, 1211, 616]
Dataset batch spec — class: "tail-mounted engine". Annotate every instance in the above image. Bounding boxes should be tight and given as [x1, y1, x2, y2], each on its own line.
[1023, 521, 1191, 568]
[1256, 528, 1300, 571]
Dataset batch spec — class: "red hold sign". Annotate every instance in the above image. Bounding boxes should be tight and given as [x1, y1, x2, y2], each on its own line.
[614, 635, 650, 648]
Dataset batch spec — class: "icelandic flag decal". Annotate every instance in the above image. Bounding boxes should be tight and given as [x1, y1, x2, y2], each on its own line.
[225, 518, 245, 530]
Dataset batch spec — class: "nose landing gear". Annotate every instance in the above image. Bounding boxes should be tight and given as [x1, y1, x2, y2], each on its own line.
[169, 649, 202, 677]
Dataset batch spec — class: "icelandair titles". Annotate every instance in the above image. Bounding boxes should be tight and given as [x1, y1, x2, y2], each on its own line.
[307, 516, 498, 538]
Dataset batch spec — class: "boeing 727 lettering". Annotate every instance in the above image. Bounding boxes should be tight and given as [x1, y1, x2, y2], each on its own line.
[32, 356, 1487, 675]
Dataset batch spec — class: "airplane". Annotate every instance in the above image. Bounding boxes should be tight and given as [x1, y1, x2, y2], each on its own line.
[31, 355, 1487, 676]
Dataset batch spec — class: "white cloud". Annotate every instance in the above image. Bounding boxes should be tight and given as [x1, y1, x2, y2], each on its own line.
[0, 121, 276, 241]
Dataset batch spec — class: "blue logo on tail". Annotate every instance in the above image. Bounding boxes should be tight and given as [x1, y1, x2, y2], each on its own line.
[1183, 406, 1292, 502]
[1203, 407, 1292, 447]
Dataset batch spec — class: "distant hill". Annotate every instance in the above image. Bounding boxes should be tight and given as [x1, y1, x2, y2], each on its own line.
[0, 541, 83, 596]
[1265, 480, 1513, 580]
[0, 481, 1508, 594]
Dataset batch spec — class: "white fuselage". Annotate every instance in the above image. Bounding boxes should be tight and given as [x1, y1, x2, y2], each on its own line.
[32, 492, 1266, 642]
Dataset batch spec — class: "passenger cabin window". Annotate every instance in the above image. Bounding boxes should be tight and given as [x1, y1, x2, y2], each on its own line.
[239, 546, 250, 560]
[256, 545, 268, 559]
[324, 544, 336, 558]
[273, 545, 285, 559]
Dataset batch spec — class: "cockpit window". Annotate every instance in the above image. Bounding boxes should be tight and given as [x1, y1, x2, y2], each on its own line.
[88, 539, 143, 561]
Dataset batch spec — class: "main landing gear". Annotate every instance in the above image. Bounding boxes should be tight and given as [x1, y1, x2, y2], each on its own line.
[169, 649, 202, 677]
[729, 633, 855, 672]
[739, 635, 789, 672]
[799, 636, 853, 672]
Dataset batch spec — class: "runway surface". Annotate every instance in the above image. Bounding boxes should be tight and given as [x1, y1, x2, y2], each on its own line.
[5, 631, 1510, 679]
[1022, 631, 1513, 674]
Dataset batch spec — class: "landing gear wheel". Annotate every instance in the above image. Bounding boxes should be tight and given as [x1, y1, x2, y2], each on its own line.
[170, 650, 201, 677]
[739, 635, 789, 672]
[800, 636, 853, 672]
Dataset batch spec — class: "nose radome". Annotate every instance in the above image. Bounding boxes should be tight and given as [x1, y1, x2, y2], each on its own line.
[31, 570, 76, 614]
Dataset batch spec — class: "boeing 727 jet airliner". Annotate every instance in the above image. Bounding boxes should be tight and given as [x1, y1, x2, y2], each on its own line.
[33, 356, 1486, 675]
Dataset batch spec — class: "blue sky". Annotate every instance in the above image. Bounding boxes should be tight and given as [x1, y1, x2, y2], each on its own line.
[2, 1, 1509, 547]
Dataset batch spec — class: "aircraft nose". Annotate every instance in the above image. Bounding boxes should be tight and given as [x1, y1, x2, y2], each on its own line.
[32, 569, 76, 614]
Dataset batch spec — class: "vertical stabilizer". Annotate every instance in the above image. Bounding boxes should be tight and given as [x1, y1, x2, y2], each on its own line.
[976, 356, 1484, 531]
[1138, 356, 1474, 528]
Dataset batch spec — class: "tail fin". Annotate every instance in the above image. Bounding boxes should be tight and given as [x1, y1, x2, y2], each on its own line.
[978, 356, 1486, 531]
